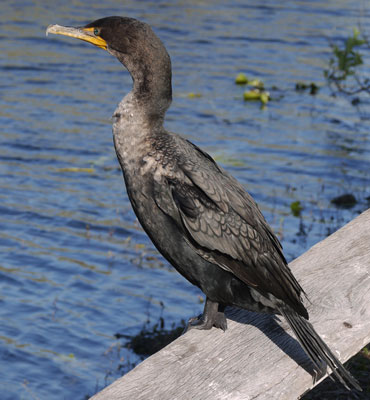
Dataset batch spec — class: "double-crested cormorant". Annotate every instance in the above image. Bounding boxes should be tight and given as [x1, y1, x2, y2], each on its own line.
[46, 17, 361, 391]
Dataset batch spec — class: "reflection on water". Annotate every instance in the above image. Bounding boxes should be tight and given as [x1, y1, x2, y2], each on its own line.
[0, 1, 369, 399]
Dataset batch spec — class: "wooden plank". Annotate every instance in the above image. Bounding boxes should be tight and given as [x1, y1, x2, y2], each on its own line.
[91, 209, 370, 400]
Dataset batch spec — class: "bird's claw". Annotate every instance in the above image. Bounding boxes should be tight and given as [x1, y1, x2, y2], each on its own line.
[183, 312, 227, 334]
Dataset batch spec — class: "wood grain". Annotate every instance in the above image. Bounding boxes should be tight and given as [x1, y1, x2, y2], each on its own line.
[91, 209, 370, 400]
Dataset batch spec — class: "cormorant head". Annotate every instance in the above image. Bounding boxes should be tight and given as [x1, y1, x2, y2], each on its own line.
[46, 17, 172, 109]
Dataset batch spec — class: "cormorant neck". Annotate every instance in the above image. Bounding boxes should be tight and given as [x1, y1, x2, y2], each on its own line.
[109, 46, 172, 122]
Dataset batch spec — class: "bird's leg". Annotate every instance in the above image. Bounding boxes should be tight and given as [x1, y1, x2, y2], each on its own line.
[184, 297, 227, 332]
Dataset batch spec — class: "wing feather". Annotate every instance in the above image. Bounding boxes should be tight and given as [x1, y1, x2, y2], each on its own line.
[154, 138, 307, 316]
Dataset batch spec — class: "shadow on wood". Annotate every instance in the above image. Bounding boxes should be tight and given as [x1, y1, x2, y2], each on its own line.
[91, 209, 370, 400]
[225, 310, 316, 377]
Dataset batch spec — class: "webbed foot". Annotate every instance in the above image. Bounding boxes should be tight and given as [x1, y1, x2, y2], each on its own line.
[183, 298, 228, 333]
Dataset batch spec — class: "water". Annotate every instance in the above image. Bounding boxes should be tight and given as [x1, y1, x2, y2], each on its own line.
[0, 1, 369, 399]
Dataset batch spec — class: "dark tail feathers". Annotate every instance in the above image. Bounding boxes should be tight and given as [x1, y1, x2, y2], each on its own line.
[279, 306, 361, 391]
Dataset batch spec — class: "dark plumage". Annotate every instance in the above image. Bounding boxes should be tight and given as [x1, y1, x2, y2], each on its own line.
[46, 17, 361, 391]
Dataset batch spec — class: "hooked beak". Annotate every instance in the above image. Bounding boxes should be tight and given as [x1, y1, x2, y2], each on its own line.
[46, 24, 107, 50]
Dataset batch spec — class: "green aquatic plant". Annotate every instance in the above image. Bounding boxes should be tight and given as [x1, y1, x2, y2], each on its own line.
[235, 72, 248, 85]
[187, 92, 202, 98]
[247, 78, 264, 89]
[290, 201, 303, 217]
[235, 73, 269, 105]
[325, 28, 370, 95]
[259, 91, 269, 105]
[235, 73, 264, 88]
[243, 88, 270, 105]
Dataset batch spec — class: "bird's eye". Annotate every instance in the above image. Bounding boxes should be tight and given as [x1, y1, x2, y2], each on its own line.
[94, 28, 99, 36]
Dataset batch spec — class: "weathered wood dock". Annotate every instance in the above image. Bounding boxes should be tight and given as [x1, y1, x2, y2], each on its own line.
[91, 209, 370, 400]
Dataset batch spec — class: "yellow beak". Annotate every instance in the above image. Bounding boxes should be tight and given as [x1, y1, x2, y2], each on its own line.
[46, 24, 107, 50]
